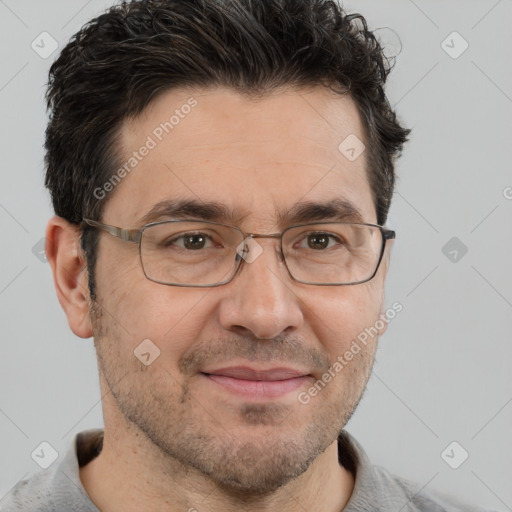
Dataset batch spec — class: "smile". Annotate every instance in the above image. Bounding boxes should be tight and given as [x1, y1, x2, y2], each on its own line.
[201, 366, 313, 399]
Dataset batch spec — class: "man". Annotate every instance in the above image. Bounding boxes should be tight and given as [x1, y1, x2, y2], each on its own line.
[0, 0, 499, 511]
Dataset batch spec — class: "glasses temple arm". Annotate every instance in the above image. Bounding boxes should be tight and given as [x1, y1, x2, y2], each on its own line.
[82, 219, 141, 243]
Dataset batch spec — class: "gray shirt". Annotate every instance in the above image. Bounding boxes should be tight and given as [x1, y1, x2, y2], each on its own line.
[0, 429, 498, 511]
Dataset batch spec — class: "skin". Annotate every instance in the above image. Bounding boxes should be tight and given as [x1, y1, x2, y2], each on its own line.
[46, 85, 392, 512]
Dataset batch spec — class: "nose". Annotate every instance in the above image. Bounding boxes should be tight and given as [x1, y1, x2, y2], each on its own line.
[217, 237, 304, 340]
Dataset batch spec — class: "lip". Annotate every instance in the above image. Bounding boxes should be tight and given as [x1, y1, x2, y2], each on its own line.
[201, 366, 312, 399]
[203, 366, 309, 380]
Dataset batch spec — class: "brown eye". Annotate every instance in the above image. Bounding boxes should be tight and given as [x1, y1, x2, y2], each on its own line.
[183, 234, 207, 250]
[163, 232, 215, 250]
[307, 233, 330, 250]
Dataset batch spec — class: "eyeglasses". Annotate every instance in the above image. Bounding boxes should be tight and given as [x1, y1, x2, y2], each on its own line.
[82, 218, 395, 287]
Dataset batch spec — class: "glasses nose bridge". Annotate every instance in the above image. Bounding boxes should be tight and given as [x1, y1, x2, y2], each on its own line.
[246, 232, 282, 240]
[242, 232, 285, 264]
[245, 232, 283, 251]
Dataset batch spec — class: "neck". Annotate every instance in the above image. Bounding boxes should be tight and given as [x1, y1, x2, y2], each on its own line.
[79, 424, 354, 512]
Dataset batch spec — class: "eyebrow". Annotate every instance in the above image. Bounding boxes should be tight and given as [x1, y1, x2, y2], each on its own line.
[138, 197, 365, 227]
[138, 199, 240, 226]
[282, 198, 365, 225]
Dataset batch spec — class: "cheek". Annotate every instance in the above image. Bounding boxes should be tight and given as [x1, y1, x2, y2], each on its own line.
[308, 282, 384, 359]
[100, 274, 215, 366]
[95, 240, 207, 338]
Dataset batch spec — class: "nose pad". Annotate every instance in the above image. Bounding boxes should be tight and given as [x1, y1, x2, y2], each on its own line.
[236, 235, 286, 269]
[236, 237, 264, 264]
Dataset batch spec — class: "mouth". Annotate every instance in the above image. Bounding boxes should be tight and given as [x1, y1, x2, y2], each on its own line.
[200, 366, 313, 399]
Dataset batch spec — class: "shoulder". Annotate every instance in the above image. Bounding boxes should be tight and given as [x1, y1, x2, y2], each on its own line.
[1, 465, 97, 512]
[369, 464, 500, 512]
[338, 431, 501, 512]
[0, 470, 56, 511]
[0, 430, 102, 512]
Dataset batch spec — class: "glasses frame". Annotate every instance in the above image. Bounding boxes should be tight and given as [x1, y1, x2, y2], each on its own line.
[82, 218, 395, 287]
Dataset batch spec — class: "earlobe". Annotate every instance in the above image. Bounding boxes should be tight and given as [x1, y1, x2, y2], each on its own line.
[377, 251, 392, 338]
[377, 307, 388, 336]
[45, 216, 93, 339]
[380, 239, 393, 275]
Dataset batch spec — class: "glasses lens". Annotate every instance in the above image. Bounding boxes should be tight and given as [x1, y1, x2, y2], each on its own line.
[282, 223, 384, 284]
[140, 221, 384, 286]
[140, 221, 243, 286]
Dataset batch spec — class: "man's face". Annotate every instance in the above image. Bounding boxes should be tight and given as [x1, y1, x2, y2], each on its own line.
[90, 86, 390, 493]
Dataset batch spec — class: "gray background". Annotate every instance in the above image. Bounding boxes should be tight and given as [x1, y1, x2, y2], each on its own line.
[1, 0, 511, 509]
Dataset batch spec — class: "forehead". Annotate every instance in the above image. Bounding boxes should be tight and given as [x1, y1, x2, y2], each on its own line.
[105, 86, 375, 228]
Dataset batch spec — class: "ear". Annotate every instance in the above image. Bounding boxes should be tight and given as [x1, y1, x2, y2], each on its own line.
[376, 240, 395, 337]
[379, 236, 394, 276]
[377, 306, 389, 336]
[45, 216, 93, 339]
